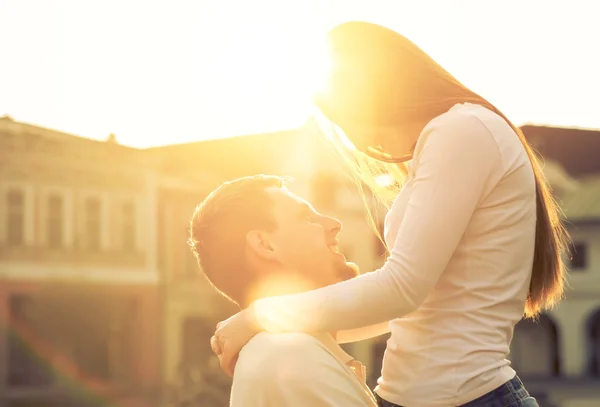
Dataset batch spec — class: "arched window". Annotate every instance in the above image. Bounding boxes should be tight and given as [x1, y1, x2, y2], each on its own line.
[47, 194, 64, 249]
[586, 308, 600, 376]
[510, 314, 560, 377]
[84, 196, 102, 251]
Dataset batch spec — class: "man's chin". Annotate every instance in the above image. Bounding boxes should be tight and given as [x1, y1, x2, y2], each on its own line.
[335, 261, 360, 281]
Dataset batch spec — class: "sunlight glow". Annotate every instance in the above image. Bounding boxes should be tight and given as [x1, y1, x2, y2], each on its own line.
[247, 274, 315, 307]
[375, 173, 395, 188]
[313, 109, 357, 151]
[311, 40, 334, 100]
[1, 1, 599, 146]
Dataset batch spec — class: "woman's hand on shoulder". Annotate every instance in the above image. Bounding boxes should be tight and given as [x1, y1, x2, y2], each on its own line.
[210, 307, 262, 377]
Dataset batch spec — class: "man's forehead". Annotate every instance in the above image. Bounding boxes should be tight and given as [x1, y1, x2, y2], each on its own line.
[265, 187, 311, 211]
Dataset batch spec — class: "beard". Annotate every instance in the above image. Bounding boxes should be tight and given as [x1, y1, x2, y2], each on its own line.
[334, 261, 360, 281]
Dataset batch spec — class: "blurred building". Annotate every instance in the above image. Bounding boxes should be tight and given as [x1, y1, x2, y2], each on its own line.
[0, 116, 161, 407]
[504, 125, 600, 407]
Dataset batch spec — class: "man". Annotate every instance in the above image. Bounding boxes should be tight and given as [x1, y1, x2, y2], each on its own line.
[189, 175, 377, 407]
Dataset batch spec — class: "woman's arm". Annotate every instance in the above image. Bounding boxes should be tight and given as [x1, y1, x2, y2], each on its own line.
[335, 322, 391, 344]
[252, 113, 501, 333]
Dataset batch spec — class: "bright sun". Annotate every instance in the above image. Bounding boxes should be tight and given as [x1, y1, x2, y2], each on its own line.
[2, 1, 599, 147]
[188, 3, 336, 144]
[0, 0, 337, 147]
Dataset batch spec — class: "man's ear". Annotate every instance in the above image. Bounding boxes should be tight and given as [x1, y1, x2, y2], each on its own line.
[246, 230, 277, 260]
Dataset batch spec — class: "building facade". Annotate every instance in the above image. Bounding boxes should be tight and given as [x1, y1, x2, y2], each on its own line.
[0, 116, 161, 407]
[503, 173, 600, 407]
[505, 125, 600, 407]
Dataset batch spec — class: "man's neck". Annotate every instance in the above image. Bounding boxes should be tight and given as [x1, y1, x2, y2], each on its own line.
[240, 270, 337, 338]
[245, 269, 317, 303]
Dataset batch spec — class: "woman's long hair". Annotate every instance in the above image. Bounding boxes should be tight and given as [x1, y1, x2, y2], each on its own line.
[314, 21, 569, 319]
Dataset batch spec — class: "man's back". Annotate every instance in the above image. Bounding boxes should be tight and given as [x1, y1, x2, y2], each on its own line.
[231, 332, 377, 407]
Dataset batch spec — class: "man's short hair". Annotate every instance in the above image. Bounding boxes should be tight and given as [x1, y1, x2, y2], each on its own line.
[188, 175, 286, 306]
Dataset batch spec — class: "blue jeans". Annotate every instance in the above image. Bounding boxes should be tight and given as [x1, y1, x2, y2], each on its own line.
[376, 376, 539, 407]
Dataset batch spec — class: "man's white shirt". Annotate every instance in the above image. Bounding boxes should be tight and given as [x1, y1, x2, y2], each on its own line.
[230, 332, 377, 407]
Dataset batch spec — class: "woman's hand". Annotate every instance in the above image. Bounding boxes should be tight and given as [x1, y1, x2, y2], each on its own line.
[210, 307, 262, 377]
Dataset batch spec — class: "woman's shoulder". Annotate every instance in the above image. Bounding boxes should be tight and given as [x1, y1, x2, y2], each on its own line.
[416, 103, 528, 175]
[416, 104, 497, 152]
[421, 103, 521, 151]
[425, 103, 501, 132]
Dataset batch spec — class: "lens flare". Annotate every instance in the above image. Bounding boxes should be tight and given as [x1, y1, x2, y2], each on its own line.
[246, 274, 315, 306]
[375, 173, 395, 188]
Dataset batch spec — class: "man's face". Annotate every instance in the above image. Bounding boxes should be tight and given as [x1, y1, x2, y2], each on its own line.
[262, 187, 358, 287]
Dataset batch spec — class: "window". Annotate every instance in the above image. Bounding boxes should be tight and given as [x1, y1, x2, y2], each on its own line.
[6, 189, 25, 246]
[47, 194, 63, 249]
[569, 242, 588, 270]
[587, 309, 600, 377]
[85, 197, 101, 251]
[121, 201, 136, 251]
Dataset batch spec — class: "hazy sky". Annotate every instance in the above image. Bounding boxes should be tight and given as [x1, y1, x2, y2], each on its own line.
[1, 0, 598, 147]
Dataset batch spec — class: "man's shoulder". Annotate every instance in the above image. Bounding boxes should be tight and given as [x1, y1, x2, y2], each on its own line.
[236, 332, 327, 376]
[231, 333, 376, 407]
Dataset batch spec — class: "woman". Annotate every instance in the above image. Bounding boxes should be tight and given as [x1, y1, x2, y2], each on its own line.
[211, 21, 568, 407]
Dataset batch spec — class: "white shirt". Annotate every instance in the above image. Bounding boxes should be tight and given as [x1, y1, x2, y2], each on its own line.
[254, 103, 536, 406]
[230, 332, 377, 407]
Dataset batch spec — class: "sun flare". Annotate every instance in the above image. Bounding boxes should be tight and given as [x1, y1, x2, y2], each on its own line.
[247, 274, 315, 306]
[2, 1, 598, 147]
